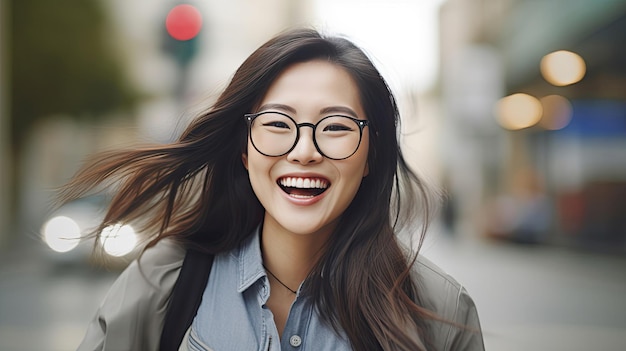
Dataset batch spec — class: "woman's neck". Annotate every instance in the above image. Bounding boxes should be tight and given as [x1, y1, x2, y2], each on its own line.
[260, 216, 333, 289]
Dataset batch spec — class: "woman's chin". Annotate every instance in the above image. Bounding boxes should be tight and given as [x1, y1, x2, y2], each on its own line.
[265, 214, 337, 239]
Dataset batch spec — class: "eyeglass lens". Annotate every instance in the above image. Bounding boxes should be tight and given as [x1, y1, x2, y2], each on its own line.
[249, 112, 364, 160]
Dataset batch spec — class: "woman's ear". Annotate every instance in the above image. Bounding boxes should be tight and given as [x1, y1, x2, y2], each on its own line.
[363, 161, 369, 177]
[242, 153, 249, 170]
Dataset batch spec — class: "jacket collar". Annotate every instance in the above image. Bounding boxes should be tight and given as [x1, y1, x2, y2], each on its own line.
[236, 225, 267, 293]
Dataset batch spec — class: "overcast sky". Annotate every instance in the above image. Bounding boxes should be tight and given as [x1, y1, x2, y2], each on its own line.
[313, 0, 445, 93]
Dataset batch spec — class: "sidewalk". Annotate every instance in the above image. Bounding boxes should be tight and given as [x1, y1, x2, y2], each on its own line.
[0, 236, 117, 351]
[421, 228, 626, 350]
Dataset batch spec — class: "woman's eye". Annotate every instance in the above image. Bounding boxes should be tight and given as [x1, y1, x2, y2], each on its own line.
[323, 124, 352, 132]
[263, 121, 290, 129]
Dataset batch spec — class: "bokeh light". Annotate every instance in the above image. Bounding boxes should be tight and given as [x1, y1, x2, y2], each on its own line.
[42, 216, 81, 253]
[540, 50, 586, 86]
[100, 224, 138, 257]
[165, 4, 202, 41]
[495, 93, 543, 130]
[539, 95, 573, 130]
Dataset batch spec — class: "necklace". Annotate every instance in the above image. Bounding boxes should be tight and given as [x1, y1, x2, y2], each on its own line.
[262, 264, 298, 294]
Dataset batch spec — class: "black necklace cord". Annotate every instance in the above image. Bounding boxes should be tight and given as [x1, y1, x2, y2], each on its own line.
[262, 264, 298, 294]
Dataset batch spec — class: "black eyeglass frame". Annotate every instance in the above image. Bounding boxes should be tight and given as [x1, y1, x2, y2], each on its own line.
[244, 111, 369, 160]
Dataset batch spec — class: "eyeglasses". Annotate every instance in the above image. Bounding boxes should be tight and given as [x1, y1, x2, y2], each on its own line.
[244, 111, 369, 160]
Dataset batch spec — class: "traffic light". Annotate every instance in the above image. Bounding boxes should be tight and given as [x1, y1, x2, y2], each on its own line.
[162, 4, 203, 68]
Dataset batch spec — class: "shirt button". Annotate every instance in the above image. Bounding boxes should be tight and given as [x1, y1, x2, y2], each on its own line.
[289, 335, 302, 347]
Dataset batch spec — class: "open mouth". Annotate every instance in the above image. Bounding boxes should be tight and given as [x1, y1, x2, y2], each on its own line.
[278, 177, 330, 199]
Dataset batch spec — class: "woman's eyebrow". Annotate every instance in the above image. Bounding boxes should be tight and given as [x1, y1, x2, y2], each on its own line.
[257, 104, 359, 118]
[319, 106, 359, 117]
[257, 103, 297, 114]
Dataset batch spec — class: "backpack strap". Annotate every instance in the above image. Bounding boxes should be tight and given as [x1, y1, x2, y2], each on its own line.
[159, 249, 214, 351]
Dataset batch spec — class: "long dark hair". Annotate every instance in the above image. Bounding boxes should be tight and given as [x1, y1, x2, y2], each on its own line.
[60, 28, 440, 350]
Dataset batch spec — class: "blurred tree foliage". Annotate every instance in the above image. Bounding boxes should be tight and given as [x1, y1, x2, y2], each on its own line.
[10, 0, 139, 147]
[7, 0, 140, 231]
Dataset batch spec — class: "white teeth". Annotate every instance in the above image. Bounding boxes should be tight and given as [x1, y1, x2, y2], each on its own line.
[290, 194, 314, 199]
[279, 177, 329, 189]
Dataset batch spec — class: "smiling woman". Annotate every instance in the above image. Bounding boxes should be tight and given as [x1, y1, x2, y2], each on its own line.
[242, 60, 370, 242]
[62, 28, 484, 351]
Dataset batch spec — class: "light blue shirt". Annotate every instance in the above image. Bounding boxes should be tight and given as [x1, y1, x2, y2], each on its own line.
[186, 228, 351, 350]
[77, 226, 483, 350]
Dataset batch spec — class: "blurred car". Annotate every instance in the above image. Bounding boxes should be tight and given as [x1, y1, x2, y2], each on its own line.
[40, 194, 141, 268]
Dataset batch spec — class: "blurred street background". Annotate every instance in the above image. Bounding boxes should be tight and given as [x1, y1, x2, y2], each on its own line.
[1, 0, 625, 350]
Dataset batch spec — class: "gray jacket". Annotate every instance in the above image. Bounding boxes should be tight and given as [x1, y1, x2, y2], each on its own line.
[77, 239, 484, 351]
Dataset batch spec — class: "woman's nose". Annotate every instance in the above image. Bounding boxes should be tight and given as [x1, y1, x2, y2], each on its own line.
[286, 127, 323, 164]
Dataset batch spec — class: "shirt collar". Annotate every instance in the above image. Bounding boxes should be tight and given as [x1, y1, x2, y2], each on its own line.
[236, 225, 267, 293]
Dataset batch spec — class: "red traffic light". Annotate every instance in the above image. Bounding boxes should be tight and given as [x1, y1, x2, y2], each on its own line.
[166, 5, 202, 41]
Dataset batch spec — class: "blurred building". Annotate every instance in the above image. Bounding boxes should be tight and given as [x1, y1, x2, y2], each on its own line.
[438, 0, 626, 252]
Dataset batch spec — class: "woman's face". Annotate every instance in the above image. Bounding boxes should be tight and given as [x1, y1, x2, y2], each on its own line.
[242, 60, 369, 239]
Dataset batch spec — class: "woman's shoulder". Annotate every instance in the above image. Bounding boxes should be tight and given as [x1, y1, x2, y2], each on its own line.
[134, 239, 187, 280]
[112, 238, 187, 310]
[411, 255, 485, 350]
[112, 238, 187, 296]
[413, 255, 463, 293]
[412, 255, 472, 316]
[77, 239, 186, 351]
[99, 237, 187, 296]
